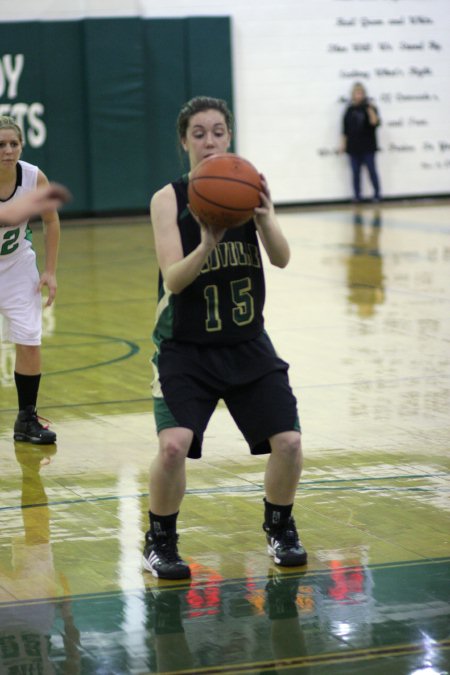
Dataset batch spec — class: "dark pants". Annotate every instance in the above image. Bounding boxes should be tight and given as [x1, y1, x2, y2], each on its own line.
[349, 152, 381, 201]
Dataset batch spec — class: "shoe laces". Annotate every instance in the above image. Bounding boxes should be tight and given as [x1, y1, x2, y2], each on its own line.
[278, 528, 299, 549]
[276, 518, 300, 549]
[154, 532, 183, 563]
[31, 412, 52, 431]
[23, 407, 52, 430]
[36, 414, 52, 430]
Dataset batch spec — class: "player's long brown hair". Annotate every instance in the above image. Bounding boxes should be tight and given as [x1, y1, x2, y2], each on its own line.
[176, 96, 233, 141]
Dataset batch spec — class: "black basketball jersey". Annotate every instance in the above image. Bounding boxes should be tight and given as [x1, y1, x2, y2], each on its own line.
[153, 174, 266, 347]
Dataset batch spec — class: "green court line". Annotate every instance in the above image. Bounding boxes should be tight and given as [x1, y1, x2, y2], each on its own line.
[0, 331, 140, 386]
[1, 375, 447, 416]
[160, 640, 450, 674]
[0, 396, 152, 415]
[302, 472, 449, 484]
[1, 556, 448, 608]
[41, 330, 140, 376]
[0, 472, 448, 513]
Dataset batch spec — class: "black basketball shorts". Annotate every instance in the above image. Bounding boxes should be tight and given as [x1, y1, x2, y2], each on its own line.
[152, 332, 301, 459]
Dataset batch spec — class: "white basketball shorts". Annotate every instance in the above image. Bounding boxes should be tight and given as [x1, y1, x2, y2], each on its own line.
[0, 248, 42, 345]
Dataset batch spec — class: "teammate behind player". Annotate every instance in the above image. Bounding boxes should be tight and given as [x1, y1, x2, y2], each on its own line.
[0, 115, 63, 444]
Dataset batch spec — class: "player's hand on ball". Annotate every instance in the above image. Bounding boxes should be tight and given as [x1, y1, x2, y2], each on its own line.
[188, 205, 227, 246]
[254, 174, 276, 227]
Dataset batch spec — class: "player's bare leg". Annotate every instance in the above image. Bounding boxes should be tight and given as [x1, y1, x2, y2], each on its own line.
[13, 344, 56, 445]
[263, 431, 307, 566]
[149, 428, 191, 515]
[265, 431, 302, 505]
[15, 343, 41, 375]
[143, 428, 192, 579]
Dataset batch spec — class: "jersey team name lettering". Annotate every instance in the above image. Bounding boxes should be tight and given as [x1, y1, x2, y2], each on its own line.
[201, 241, 262, 274]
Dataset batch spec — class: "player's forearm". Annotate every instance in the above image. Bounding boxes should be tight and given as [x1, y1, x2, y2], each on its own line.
[258, 223, 291, 268]
[163, 241, 213, 294]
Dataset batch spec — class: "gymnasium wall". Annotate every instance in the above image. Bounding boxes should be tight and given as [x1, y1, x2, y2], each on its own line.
[1, 0, 449, 208]
[0, 17, 233, 214]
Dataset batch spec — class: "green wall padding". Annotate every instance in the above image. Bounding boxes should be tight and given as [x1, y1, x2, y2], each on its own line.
[0, 16, 233, 215]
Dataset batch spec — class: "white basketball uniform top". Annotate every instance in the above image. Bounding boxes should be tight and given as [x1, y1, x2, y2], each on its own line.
[0, 160, 38, 261]
[0, 161, 41, 346]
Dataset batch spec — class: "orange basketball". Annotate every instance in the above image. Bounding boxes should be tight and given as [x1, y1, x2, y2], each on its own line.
[188, 153, 262, 228]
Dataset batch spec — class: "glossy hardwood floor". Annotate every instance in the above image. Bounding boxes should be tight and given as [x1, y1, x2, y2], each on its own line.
[0, 202, 449, 674]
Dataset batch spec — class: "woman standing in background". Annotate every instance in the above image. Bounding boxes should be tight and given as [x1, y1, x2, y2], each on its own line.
[341, 82, 382, 203]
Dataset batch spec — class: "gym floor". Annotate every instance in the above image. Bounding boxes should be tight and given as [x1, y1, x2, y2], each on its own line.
[0, 201, 449, 674]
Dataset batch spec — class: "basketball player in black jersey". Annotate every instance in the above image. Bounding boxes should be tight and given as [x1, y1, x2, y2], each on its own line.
[143, 96, 307, 579]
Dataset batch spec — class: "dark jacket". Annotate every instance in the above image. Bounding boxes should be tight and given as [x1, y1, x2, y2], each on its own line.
[343, 103, 380, 155]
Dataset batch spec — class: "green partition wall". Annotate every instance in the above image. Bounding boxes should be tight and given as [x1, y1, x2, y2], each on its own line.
[0, 17, 233, 215]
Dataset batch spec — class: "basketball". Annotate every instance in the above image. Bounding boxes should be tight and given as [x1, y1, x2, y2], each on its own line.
[188, 153, 262, 229]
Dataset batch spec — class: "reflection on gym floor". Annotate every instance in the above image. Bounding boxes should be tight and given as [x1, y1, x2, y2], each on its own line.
[346, 207, 384, 318]
[0, 203, 449, 673]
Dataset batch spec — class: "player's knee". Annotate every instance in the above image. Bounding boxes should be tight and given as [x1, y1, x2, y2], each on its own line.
[272, 432, 302, 462]
[159, 437, 189, 468]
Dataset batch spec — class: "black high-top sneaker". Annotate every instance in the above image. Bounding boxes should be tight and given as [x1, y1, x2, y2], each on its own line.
[14, 406, 56, 445]
[263, 516, 307, 567]
[143, 530, 191, 580]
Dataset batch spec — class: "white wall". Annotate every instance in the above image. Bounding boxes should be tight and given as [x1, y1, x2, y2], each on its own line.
[1, 0, 449, 203]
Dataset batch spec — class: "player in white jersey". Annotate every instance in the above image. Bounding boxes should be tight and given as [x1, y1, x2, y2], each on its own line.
[0, 116, 62, 444]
